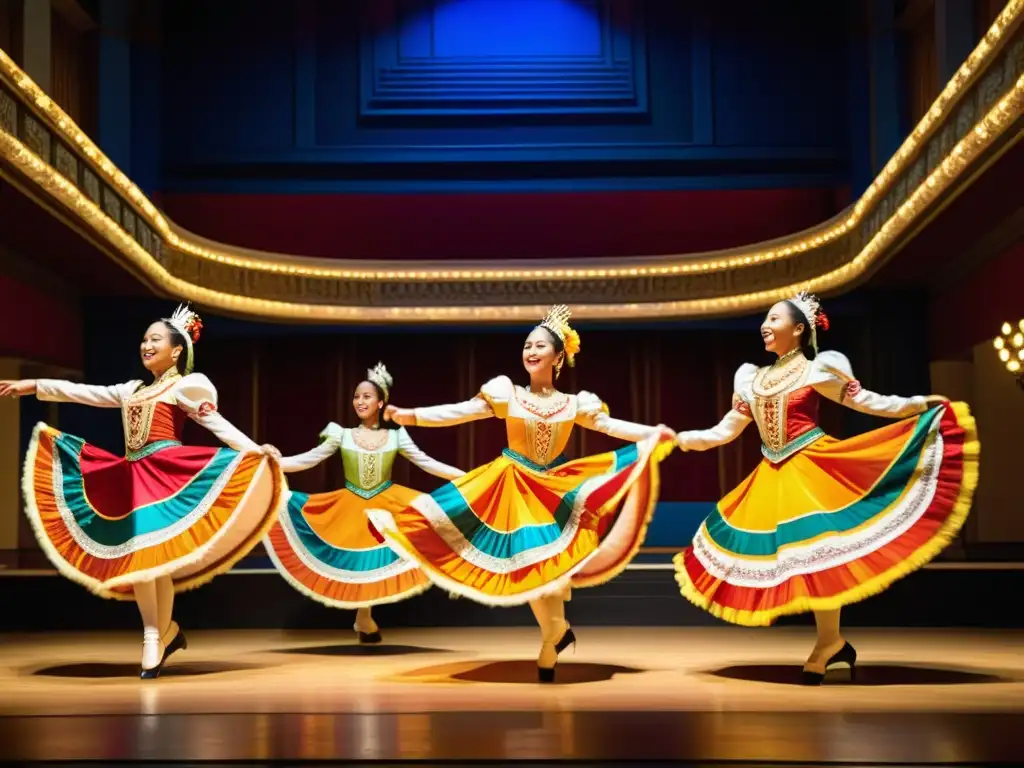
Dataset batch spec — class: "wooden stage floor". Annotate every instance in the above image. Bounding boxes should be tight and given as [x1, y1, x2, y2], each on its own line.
[1, 627, 1022, 764]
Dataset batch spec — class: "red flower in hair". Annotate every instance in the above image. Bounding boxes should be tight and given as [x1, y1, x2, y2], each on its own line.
[186, 317, 203, 343]
[816, 311, 830, 331]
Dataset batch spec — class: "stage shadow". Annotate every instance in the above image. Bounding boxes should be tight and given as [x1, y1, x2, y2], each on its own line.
[708, 664, 1010, 686]
[274, 644, 453, 657]
[397, 659, 644, 685]
[32, 661, 260, 679]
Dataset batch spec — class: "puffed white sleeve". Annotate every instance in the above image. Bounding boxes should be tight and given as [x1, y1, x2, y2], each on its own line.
[279, 422, 343, 474]
[574, 391, 658, 442]
[397, 427, 465, 480]
[412, 375, 509, 427]
[812, 351, 927, 419]
[35, 379, 139, 408]
[675, 364, 756, 451]
[173, 373, 260, 452]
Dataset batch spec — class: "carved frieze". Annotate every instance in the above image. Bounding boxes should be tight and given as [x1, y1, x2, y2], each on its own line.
[0, 15, 1020, 318]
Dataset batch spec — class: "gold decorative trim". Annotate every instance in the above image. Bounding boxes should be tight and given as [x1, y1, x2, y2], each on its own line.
[0, 2, 1021, 322]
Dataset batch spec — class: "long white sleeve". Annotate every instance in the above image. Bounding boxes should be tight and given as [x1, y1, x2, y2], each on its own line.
[676, 408, 753, 451]
[397, 427, 464, 479]
[413, 397, 494, 427]
[412, 375, 510, 427]
[279, 423, 343, 474]
[36, 379, 137, 408]
[813, 351, 927, 419]
[575, 391, 657, 442]
[173, 373, 260, 452]
[675, 362, 756, 451]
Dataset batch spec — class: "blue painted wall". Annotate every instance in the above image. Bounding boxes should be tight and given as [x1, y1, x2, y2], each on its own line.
[154, 0, 859, 192]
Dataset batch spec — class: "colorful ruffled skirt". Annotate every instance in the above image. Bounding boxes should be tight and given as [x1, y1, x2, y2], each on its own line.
[366, 434, 674, 605]
[264, 484, 430, 608]
[23, 423, 284, 600]
[674, 403, 979, 626]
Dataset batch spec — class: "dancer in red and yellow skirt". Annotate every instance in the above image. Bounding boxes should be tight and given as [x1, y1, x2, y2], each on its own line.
[376, 305, 676, 681]
[0, 305, 284, 678]
[266, 362, 463, 643]
[673, 292, 979, 684]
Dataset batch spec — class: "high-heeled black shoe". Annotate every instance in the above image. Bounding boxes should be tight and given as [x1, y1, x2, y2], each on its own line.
[537, 626, 577, 683]
[358, 631, 383, 644]
[139, 628, 189, 679]
[162, 628, 188, 663]
[801, 641, 857, 686]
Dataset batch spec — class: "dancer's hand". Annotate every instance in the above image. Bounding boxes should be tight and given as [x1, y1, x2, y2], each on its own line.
[384, 405, 415, 426]
[260, 444, 282, 460]
[675, 432, 691, 451]
[924, 395, 950, 406]
[0, 380, 36, 398]
[656, 423, 676, 441]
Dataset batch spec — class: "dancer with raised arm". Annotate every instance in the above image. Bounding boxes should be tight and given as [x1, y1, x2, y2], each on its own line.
[672, 292, 979, 684]
[373, 305, 676, 681]
[0, 304, 285, 678]
[265, 363, 464, 643]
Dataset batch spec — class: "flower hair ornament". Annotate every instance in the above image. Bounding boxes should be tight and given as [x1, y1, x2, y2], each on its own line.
[539, 304, 581, 373]
[367, 362, 393, 402]
[787, 290, 829, 354]
[163, 302, 203, 375]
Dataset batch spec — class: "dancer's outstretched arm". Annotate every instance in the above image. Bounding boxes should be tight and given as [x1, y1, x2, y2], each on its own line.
[174, 373, 274, 455]
[397, 427, 464, 479]
[812, 351, 943, 418]
[575, 391, 675, 442]
[385, 375, 512, 428]
[675, 364, 755, 451]
[278, 423, 343, 473]
[0, 378, 138, 407]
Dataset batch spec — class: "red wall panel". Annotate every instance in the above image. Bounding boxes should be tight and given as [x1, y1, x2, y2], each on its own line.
[0, 273, 82, 370]
[159, 188, 846, 261]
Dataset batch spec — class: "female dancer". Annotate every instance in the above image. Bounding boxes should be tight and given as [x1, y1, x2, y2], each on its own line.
[265, 363, 463, 643]
[673, 292, 978, 684]
[375, 305, 676, 681]
[0, 304, 284, 678]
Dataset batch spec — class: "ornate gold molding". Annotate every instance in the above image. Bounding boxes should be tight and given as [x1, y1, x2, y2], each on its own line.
[0, 1, 1022, 322]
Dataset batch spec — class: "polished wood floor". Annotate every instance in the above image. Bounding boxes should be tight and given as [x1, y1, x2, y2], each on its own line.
[1, 627, 1022, 763]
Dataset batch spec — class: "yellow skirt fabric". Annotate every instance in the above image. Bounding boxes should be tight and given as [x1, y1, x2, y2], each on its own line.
[367, 435, 674, 606]
[674, 403, 979, 626]
[264, 484, 430, 608]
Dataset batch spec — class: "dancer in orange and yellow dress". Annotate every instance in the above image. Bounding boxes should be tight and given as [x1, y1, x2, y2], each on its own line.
[265, 363, 463, 643]
[673, 292, 979, 684]
[0, 305, 285, 678]
[374, 306, 677, 681]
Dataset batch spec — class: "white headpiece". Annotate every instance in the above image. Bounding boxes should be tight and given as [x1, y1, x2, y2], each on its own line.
[367, 362, 393, 401]
[162, 303, 203, 375]
[787, 291, 828, 354]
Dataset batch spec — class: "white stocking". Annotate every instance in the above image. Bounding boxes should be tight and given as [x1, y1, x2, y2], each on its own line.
[156, 576, 176, 642]
[134, 580, 164, 670]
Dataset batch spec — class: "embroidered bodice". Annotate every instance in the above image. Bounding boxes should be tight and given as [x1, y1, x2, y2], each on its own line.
[35, 371, 260, 458]
[121, 375, 190, 457]
[277, 423, 464, 489]
[339, 427, 400, 496]
[409, 375, 658, 469]
[676, 350, 929, 463]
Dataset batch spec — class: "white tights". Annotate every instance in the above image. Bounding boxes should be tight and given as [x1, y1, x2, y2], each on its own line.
[133, 576, 176, 669]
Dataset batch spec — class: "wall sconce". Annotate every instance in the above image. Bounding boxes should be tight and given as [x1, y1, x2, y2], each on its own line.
[993, 320, 1024, 390]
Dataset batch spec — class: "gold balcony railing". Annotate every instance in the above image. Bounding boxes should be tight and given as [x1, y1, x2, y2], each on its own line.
[0, 1, 1022, 324]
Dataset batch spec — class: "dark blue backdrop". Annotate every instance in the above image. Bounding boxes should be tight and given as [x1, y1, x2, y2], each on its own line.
[147, 0, 864, 194]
